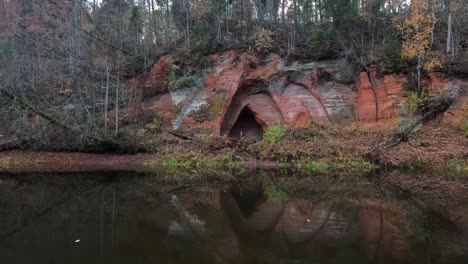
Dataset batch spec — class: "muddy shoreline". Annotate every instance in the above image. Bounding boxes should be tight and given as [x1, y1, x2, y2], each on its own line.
[0, 151, 281, 173]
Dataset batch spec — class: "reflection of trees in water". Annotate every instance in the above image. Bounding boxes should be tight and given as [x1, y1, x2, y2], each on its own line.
[0, 174, 467, 264]
[0, 174, 180, 263]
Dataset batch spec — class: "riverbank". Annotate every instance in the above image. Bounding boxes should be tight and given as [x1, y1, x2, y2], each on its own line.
[0, 120, 466, 177]
[0, 151, 282, 174]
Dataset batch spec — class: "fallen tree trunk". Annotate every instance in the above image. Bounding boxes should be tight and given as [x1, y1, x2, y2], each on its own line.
[0, 90, 119, 150]
[368, 81, 461, 163]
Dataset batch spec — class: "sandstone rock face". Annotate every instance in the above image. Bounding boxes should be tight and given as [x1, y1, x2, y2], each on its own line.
[356, 65, 406, 123]
[128, 51, 465, 136]
[129, 54, 174, 98]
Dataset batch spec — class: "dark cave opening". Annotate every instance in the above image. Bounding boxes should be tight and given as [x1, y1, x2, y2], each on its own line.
[228, 107, 264, 141]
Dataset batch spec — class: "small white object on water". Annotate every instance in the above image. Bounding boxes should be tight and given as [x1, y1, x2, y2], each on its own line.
[306, 219, 310, 222]
[74, 239, 80, 243]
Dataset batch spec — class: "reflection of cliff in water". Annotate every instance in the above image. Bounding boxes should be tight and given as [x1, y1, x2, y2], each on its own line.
[218, 184, 400, 263]
[0, 173, 467, 264]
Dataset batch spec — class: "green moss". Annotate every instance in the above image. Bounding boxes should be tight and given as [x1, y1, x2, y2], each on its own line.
[265, 185, 288, 203]
[190, 104, 214, 122]
[190, 92, 227, 122]
[301, 160, 333, 173]
[263, 124, 286, 144]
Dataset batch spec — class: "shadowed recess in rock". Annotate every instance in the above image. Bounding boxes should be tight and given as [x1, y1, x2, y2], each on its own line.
[228, 107, 264, 141]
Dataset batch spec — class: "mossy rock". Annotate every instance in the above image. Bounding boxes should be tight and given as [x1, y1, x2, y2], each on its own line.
[190, 92, 228, 122]
[173, 102, 184, 119]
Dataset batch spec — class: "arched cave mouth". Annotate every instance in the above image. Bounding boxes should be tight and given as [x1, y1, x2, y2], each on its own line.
[228, 107, 264, 141]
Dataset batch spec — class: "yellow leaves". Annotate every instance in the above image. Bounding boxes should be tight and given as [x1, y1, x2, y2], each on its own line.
[399, 0, 434, 60]
[401, 42, 419, 59]
[424, 59, 442, 71]
[254, 28, 274, 53]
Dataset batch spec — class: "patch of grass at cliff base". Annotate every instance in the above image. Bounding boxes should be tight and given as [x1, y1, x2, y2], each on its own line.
[145, 151, 243, 178]
[296, 156, 377, 176]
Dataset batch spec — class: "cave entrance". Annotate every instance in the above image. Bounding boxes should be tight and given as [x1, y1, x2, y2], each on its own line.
[229, 107, 264, 141]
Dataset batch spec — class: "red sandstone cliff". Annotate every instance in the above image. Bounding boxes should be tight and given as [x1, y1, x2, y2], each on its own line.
[127, 51, 466, 137]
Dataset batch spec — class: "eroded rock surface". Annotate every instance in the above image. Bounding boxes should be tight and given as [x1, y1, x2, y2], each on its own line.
[128, 51, 466, 136]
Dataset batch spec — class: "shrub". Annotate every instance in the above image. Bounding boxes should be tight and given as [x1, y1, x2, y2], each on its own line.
[254, 28, 274, 53]
[144, 117, 163, 133]
[405, 92, 427, 112]
[263, 124, 286, 144]
[168, 65, 182, 89]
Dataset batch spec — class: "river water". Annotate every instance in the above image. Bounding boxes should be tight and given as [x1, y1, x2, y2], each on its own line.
[0, 172, 466, 264]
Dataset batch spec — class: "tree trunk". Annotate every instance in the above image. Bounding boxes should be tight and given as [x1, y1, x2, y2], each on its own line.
[447, 13, 453, 54]
[104, 61, 110, 136]
[115, 76, 120, 137]
[416, 53, 423, 92]
[282, 0, 285, 23]
[184, 0, 190, 45]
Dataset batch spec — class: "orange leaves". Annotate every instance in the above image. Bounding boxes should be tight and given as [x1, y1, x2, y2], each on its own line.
[424, 58, 442, 71]
[399, 0, 434, 60]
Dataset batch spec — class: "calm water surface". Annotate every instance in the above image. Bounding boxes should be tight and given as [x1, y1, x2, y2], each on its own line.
[0, 172, 466, 264]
